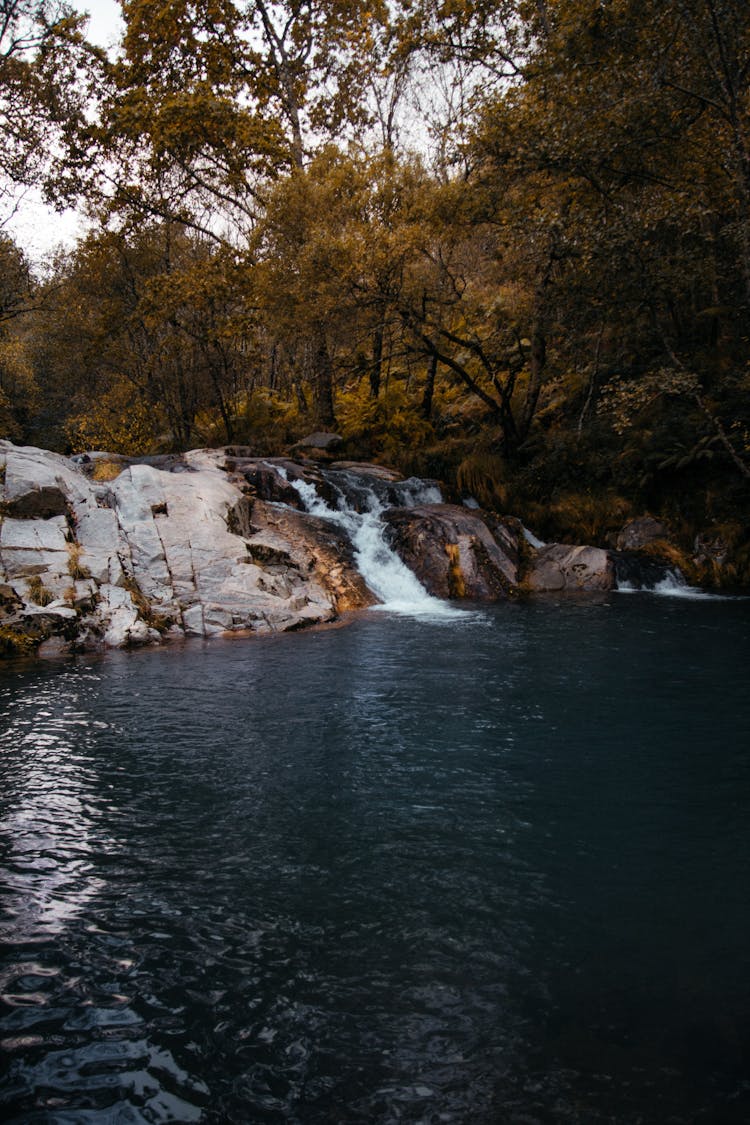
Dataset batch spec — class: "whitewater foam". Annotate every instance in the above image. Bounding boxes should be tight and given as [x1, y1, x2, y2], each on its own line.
[285, 472, 472, 620]
[616, 569, 730, 600]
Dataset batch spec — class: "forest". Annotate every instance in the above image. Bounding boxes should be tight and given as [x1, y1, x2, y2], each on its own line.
[1, 0, 749, 584]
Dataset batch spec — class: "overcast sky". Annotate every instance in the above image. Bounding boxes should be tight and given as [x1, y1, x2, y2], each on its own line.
[5, 0, 124, 264]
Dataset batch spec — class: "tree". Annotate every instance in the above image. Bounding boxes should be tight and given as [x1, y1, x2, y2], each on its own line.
[0, 0, 102, 219]
[0, 233, 37, 438]
[469, 0, 750, 481]
[32, 224, 259, 450]
[92, 0, 392, 242]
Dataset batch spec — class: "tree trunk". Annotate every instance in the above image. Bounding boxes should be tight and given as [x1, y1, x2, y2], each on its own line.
[518, 319, 546, 443]
[370, 323, 384, 398]
[518, 255, 554, 443]
[312, 325, 336, 429]
[421, 353, 437, 419]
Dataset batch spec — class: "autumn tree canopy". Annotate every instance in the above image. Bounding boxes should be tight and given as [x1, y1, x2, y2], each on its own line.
[1, 0, 749, 579]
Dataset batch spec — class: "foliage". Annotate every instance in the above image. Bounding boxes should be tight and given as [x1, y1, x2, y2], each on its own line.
[1, 0, 749, 581]
[65, 377, 161, 455]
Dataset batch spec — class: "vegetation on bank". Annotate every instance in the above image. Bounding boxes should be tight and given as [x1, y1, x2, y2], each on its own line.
[1, 1, 749, 584]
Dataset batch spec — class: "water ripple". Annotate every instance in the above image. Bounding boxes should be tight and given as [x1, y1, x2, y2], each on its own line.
[1, 602, 750, 1122]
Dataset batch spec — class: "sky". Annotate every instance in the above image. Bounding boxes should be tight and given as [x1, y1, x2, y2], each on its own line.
[4, 0, 124, 264]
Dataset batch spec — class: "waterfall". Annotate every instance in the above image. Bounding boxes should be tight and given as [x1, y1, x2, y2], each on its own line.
[282, 469, 467, 619]
[614, 558, 721, 600]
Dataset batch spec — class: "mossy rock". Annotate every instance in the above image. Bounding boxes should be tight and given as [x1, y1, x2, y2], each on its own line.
[0, 625, 40, 658]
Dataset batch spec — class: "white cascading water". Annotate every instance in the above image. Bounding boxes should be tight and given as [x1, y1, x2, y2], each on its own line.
[615, 569, 723, 600]
[282, 471, 468, 619]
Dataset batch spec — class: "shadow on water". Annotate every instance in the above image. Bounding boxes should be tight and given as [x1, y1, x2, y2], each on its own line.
[1, 595, 750, 1122]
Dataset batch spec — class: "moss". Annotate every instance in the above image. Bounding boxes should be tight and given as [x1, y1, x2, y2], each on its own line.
[0, 625, 38, 657]
[444, 543, 466, 598]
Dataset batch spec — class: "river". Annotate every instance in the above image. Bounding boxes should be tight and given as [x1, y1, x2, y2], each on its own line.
[1, 594, 749, 1123]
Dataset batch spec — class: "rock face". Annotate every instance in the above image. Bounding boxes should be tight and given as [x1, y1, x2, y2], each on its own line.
[382, 506, 617, 596]
[0, 440, 632, 657]
[383, 505, 523, 599]
[0, 442, 373, 655]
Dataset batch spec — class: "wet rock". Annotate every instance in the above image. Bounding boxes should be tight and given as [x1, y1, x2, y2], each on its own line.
[527, 544, 615, 592]
[232, 459, 306, 508]
[38, 635, 74, 658]
[611, 551, 678, 590]
[323, 467, 442, 514]
[251, 501, 374, 613]
[383, 504, 522, 599]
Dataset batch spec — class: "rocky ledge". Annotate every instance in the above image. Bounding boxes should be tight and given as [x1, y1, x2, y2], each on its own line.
[0, 441, 646, 657]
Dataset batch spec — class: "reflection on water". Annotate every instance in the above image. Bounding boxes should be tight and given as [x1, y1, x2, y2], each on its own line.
[0, 674, 111, 941]
[1, 598, 750, 1123]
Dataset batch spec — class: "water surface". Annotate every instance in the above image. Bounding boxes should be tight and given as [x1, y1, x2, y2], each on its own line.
[1, 596, 749, 1122]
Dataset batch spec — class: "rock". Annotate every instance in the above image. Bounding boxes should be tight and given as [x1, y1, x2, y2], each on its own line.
[0, 440, 628, 656]
[38, 635, 73, 658]
[0, 516, 71, 577]
[1, 441, 89, 517]
[616, 517, 669, 551]
[325, 468, 442, 514]
[527, 544, 615, 592]
[291, 431, 343, 454]
[75, 507, 124, 585]
[0, 443, 390, 652]
[250, 501, 374, 613]
[229, 458, 306, 508]
[693, 531, 729, 568]
[611, 551, 679, 590]
[383, 504, 522, 599]
[330, 461, 403, 481]
[98, 584, 157, 648]
[21, 603, 78, 624]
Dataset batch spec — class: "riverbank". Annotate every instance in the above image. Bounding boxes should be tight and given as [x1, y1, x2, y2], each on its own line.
[0, 440, 729, 658]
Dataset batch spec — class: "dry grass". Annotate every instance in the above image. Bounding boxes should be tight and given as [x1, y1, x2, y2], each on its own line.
[67, 543, 92, 580]
[26, 575, 55, 606]
[92, 460, 125, 482]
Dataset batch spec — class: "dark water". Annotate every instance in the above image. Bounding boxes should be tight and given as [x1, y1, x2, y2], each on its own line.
[1, 596, 749, 1124]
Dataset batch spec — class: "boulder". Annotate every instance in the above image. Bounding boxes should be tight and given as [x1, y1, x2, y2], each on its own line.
[329, 461, 402, 481]
[290, 431, 343, 455]
[229, 458, 306, 508]
[383, 504, 522, 599]
[616, 517, 669, 551]
[1, 441, 89, 517]
[526, 544, 615, 592]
